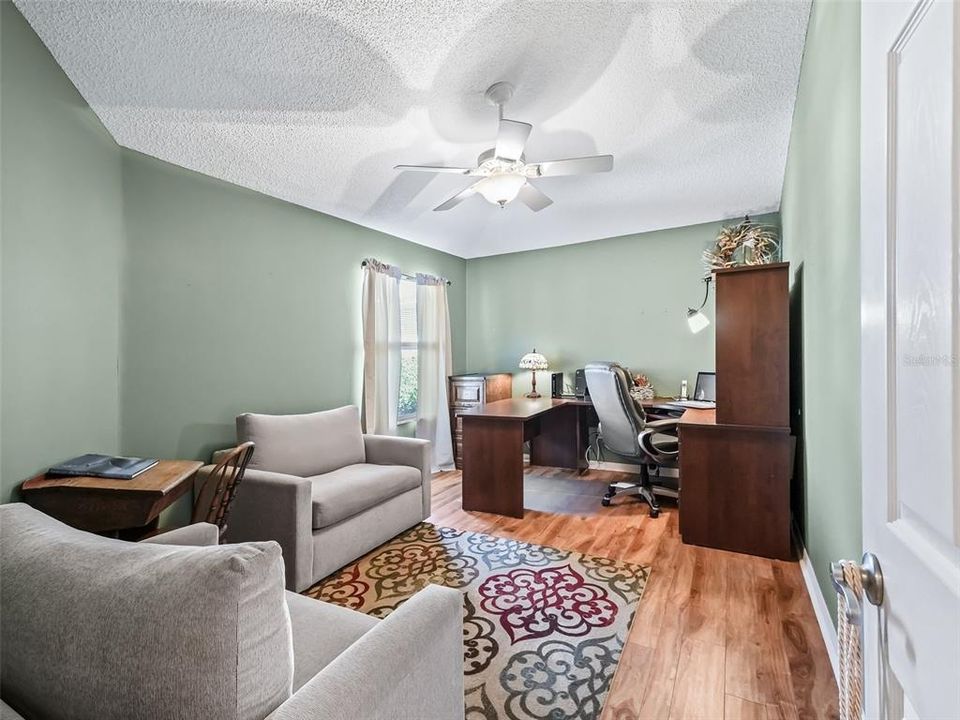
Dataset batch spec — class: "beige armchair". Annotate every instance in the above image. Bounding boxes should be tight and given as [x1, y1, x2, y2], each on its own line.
[0, 503, 464, 720]
[201, 405, 432, 591]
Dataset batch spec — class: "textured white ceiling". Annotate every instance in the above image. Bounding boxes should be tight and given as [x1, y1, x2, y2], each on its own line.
[14, 0, 811, 259]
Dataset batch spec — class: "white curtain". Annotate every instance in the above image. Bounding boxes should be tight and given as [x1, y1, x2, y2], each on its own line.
[415, 273, 454, 470]
[361, 259, 401, 435]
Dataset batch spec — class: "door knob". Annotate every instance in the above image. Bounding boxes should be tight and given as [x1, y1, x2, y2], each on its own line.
[830, 552, 884, 623]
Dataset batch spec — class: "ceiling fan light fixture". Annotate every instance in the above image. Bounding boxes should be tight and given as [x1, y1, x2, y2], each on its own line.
[399, 81, 613, 213]
[475, 173, 526, 207]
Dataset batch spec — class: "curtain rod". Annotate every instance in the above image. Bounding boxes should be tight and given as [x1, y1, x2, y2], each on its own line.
[360, 259, 452, 286]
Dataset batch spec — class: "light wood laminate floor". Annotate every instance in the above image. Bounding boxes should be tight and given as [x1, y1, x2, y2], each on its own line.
[427, 467, 838, 720]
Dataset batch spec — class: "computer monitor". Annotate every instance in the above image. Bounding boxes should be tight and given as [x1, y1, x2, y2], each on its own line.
[694, 371, 716, 402]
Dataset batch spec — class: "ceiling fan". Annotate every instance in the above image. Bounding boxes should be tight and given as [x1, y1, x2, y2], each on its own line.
[394, 82, 614, 212]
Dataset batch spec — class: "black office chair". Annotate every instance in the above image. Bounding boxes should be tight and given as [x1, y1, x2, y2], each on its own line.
[584, 362, 680, 517]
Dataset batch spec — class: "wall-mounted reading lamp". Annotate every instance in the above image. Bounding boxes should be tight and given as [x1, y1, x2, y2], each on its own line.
[686, 276, 712, 334]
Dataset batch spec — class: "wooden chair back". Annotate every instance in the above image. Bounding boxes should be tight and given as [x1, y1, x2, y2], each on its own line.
[192, 441, 255, 537]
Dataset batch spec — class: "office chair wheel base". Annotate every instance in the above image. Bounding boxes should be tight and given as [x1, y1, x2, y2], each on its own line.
[636, 485, 661, 518]
[601, 484, 620, 508]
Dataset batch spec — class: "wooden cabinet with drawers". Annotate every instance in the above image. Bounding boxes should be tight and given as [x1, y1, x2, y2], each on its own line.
[449, 373, 512, 469]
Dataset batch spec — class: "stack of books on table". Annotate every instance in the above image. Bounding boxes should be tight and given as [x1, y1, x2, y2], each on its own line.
[48, 454, 158, 480]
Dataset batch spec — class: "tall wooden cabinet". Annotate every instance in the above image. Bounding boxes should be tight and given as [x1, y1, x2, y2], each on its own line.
[449, 374, 512, 469]
[679, 263, 795, 560]
[715, 263, 790, 428]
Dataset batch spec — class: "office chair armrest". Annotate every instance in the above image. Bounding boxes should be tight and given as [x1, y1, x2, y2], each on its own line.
[646, 418, 680, 437]
[639, 424, 680, 462]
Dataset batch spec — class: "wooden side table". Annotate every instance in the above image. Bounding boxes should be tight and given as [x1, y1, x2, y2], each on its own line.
[21, 459, 203, 538]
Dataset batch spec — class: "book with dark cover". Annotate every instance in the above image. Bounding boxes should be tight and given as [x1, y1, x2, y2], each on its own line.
[48, 454, 158, 480]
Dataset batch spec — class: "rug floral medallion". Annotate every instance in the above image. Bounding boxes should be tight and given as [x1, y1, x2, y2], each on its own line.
[303, 523, 650, 720]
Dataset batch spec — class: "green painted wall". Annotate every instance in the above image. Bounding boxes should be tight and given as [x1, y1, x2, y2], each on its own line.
[780, 0, 861, 624]
[0, 1, 124, 501]
[0, 2, 466, 511]
[119, 150, 467, 468]
[465, 215, 779, 400]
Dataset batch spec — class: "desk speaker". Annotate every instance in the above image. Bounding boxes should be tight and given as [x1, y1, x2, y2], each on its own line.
[575, 368, 589, 399]
[551, 372, 564, 398]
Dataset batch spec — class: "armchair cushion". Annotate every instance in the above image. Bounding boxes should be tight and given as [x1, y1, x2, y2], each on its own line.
[238, 406, 365, 477]
[0, 503, 293, 720]
[363, 434, 432, 518]
[309, 464, 421, 529]
[285, 593, 377, 691]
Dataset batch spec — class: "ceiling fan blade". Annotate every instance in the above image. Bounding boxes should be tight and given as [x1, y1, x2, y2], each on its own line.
[433, 182, 480, 211]
[495, 119, 533, 161]
[532, 154, 614, 177]
[517, 182, 553, 212]
[394, 164, 472, 174]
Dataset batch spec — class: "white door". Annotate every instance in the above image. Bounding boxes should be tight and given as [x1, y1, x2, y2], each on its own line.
[861, 1, 960, 718]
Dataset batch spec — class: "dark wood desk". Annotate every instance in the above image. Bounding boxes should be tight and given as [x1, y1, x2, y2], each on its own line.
[460, 396, 676, 518]
[462, 399, 794, 560]
[678, 409, 794, 560]
[21, 460, 203, 536]
[461, 398, 586, 518]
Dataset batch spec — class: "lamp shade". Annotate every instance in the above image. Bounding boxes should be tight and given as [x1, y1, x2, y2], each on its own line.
[476, 174, 526, 207]
[685, 275, 712, 334]
[687, 309, 711, 334]
[519, 349, 549, 370]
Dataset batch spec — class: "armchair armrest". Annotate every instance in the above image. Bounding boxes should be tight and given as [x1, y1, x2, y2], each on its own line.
[138, 522, 219, 547]
[1, 699, 28, 720]
[363, 435, 432, 519]
[218, 466, 314, 592]
[197, 447, 236, 502]
[211, 447, 232, 464]
[268, 584, 464, 720]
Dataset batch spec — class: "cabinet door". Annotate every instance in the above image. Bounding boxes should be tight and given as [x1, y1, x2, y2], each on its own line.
[679, 424, 793, 560]
[715, 265, 790, 427]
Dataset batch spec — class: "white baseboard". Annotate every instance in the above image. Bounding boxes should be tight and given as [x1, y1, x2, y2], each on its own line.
[587, 459, 642, 473]
[798, 544, 839, 679]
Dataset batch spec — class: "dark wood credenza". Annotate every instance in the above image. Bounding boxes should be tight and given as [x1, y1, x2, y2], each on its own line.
[448, 373, 512, 469]
[679, 263, 795, 560]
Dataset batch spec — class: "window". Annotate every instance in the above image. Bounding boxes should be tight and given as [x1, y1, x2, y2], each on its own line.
[398, 277, 418, 421]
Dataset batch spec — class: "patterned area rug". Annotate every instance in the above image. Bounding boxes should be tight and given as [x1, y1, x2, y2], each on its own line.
[303, 523, 649, 720]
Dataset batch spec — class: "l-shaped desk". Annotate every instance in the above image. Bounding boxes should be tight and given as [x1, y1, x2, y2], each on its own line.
[459, 395, 679, 518]
[459, 395, 793, 560]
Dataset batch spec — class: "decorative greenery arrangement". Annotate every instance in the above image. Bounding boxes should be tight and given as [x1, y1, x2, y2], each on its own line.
[631, 373, 655, 401]
[702, 216, 780, 272]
